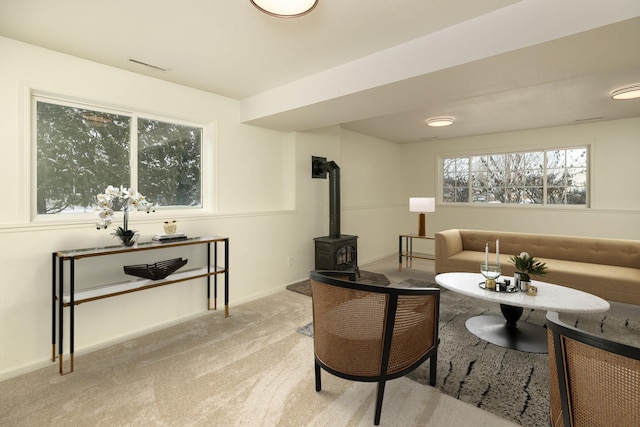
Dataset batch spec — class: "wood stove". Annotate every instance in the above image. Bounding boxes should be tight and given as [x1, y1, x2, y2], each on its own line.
[314, 235, 358, 271]
[312, 156, 359, 272]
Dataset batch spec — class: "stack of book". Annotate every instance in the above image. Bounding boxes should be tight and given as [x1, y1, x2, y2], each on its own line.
[152, 232, 188, 242]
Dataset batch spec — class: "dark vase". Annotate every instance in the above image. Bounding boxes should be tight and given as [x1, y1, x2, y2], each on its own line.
[118, 232, 138, 247]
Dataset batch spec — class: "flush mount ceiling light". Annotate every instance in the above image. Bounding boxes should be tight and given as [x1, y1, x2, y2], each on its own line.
[610, 84, 640, 100]
[425, 117, 455, 127]
[250, 0, 318, 17]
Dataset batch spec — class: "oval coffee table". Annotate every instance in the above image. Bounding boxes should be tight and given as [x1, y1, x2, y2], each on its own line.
[435, 272, 610, 353]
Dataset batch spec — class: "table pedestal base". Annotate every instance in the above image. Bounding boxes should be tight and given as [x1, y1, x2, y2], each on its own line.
[465, 313, 548, 354]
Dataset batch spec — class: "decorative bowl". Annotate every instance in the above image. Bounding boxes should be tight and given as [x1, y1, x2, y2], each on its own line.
[124, 257, 188, 280]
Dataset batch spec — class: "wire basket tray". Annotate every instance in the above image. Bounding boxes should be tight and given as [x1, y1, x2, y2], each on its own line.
[124, 258, 188, 280]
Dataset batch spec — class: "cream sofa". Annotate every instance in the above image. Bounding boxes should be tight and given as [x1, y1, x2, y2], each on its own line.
[435, 229, 640, 305]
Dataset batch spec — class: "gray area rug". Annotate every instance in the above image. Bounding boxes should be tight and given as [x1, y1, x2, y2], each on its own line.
[291, 276, 640, 427]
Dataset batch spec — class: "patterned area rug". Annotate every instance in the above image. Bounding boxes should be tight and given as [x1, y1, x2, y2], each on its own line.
[413, 283, 550, 427]
[291, 276, 640, 427]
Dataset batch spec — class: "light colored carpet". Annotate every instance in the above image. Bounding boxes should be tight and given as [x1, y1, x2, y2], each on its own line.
[0, 272, 517, 427]
[4, 255, 635, 426]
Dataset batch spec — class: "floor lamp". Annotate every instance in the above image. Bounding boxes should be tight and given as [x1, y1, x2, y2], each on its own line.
[409, 197, 435, 237]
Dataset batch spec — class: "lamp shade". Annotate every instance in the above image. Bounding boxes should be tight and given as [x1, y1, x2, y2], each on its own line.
[409, 197, 435, 213]
[251, 0, 318, 17]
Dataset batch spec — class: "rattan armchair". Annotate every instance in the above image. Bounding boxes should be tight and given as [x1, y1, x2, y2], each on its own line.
[310, 270, 440, 425]
[546, 311, 640, 427]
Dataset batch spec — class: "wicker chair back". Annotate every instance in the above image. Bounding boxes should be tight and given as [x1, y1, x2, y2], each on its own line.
[547, 311, 640, 427]
[310, 270, 440, 425]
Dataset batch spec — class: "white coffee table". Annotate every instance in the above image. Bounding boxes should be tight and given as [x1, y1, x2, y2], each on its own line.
[435, 272, 610, 353]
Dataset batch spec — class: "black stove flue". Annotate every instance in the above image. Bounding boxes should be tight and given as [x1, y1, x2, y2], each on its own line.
[312, 156, 359, 272]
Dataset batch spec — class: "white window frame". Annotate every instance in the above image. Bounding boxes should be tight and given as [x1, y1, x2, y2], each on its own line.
[438, 146, 590, 208]
[29, 91, 215, 223]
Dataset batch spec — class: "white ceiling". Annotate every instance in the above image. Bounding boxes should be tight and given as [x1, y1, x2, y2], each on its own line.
[1, 0, 639, 143]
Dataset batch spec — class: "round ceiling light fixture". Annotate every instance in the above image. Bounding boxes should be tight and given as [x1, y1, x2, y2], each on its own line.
[250, 0, 318, 18]
[610, 84, 640, 100]
[426, 117, 455, 127]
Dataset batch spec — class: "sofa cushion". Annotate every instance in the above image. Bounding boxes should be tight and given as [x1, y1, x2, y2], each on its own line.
[542, 259, 640, 303]
[458, 229, 640, 268]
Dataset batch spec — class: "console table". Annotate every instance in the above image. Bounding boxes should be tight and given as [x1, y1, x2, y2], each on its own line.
[51, 236, 229, 375]
[398, 234, 435, 271]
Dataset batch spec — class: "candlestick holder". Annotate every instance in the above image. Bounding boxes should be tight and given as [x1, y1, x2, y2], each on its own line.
[480, 263, 501, 289]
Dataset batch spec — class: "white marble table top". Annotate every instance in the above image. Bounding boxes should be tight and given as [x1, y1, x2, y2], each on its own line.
[435, 272, 610, 314]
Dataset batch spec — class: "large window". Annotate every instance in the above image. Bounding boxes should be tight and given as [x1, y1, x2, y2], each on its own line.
[34, 96, 202, 215]
[442, 147, 588, 206]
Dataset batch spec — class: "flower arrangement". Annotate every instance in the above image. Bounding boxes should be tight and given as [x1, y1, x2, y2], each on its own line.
[95, 185, 154, 239]
[509, 252, 549, 281]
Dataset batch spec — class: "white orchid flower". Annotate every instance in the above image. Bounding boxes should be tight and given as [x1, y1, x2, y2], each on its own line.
[97, 200, 112, 209]
[95, 217, 113, 229]
[94, 185, 154, 234]
[98, 208, 114, 219]
[119, 186, 130, 198]
[105, 185, 119, 197]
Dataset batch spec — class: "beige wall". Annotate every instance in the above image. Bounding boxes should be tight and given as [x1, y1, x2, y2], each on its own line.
[398, 118, 640, 255]
[292, 127, 404, 267]
[0, 37, 404, 379]
[0, 37, 300, 379]
[340, 129, 404, 262]
[1, 35, 639, 379]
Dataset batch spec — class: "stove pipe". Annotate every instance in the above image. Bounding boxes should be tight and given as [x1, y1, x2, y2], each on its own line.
[312, 157, 342, 238]
[325, 161, 340, 238]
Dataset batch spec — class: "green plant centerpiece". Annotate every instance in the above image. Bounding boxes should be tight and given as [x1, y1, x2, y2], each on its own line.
[95, 185, 154, 246]
[510, 252, 549, 281]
